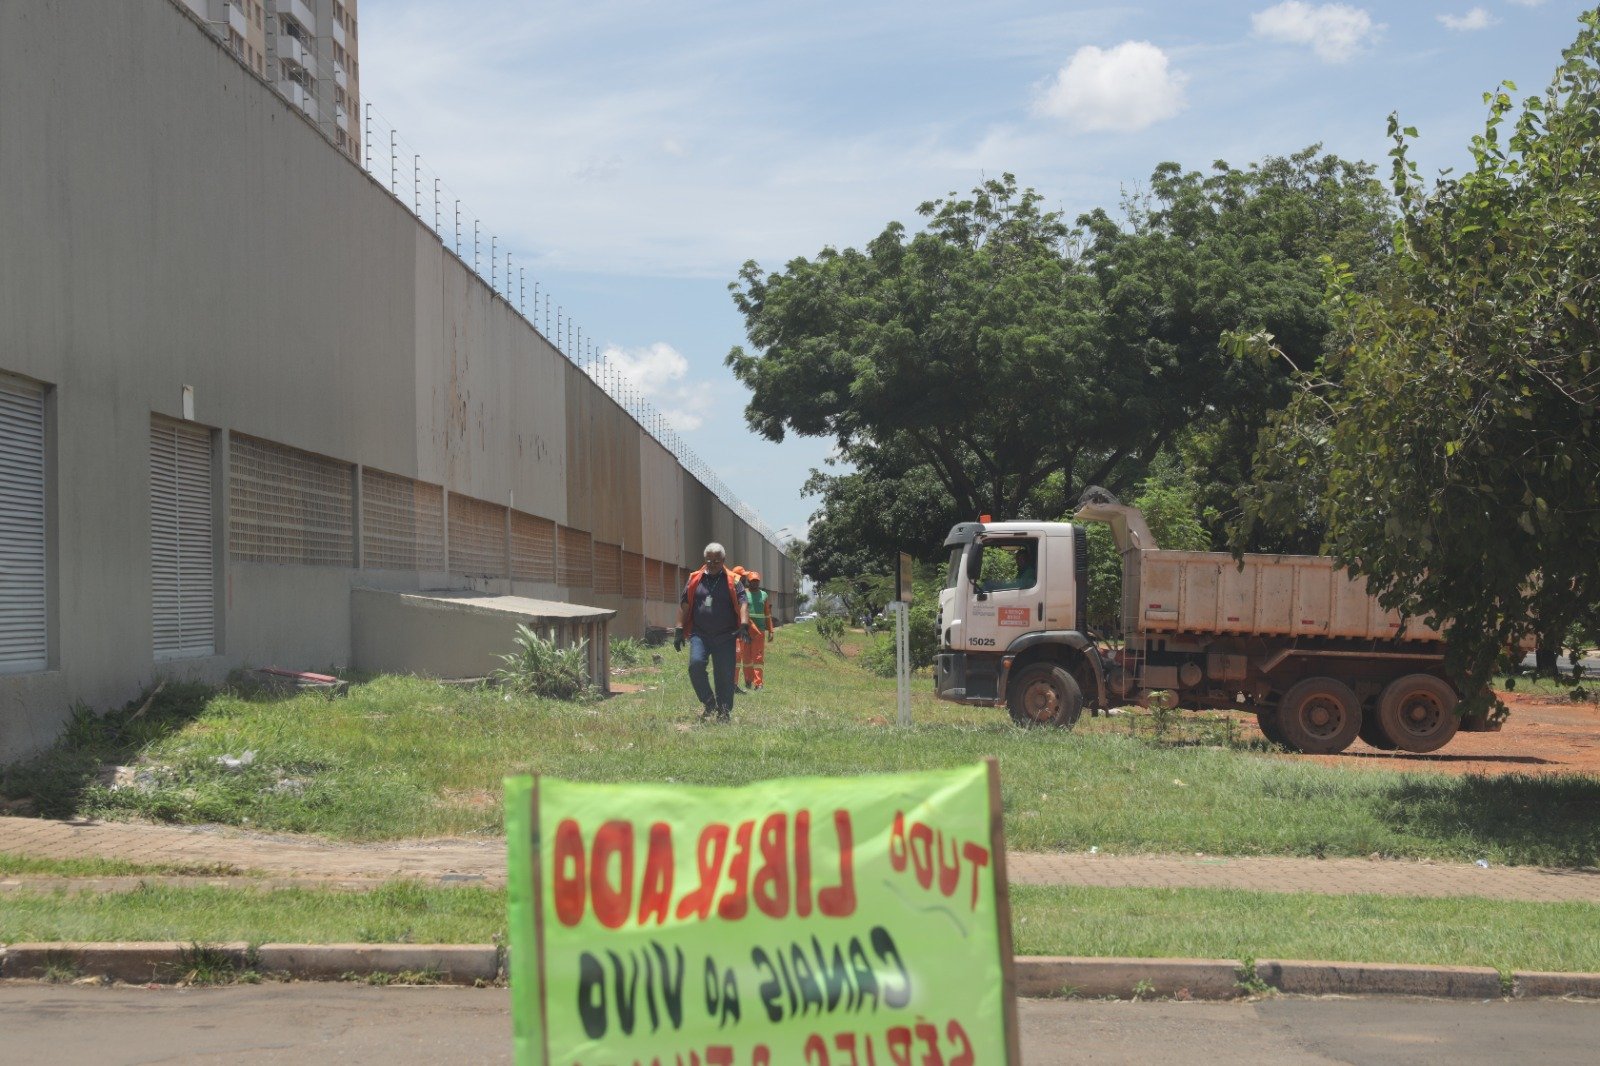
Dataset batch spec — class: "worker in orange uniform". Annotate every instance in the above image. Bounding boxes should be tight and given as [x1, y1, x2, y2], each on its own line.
[729, 566, 749, 677]
[742, 571, 775, 690]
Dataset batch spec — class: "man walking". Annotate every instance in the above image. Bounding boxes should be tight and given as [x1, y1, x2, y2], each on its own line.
[742, 570, 775, 690]
[675, 543, 750, 721]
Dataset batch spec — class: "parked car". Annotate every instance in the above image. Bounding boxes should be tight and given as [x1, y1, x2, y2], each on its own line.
[795, 611, 819, 623]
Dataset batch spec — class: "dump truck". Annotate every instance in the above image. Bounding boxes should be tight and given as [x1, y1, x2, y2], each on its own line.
[932, 490, 1497, 754]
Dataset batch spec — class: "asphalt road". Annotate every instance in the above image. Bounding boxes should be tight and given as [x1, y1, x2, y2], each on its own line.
[2, 984, 1598, 1064]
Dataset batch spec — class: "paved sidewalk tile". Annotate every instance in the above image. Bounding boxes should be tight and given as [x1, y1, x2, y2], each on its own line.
[4, 816, 1599, 903]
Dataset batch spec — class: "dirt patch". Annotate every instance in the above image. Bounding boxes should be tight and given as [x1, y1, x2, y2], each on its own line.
[1291, 691, 1600, 776]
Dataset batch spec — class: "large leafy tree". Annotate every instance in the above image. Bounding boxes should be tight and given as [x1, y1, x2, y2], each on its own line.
[728, 175, 1131, 522]
[1079, 147, 1392, 549]
[799, 441, 960, 585]
[1240, 13, 1600, 711]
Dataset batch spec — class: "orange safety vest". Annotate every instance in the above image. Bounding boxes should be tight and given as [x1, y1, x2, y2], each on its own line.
[682, 567, 743, 640]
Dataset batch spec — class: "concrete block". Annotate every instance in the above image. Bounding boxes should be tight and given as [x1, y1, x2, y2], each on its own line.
[1513, 971, 1600, 998]
[1016, 956, 1242, 999]
[1258, 959, 1502, 998]
[1, 942, 249, 983]
[254, 943, 499, 984]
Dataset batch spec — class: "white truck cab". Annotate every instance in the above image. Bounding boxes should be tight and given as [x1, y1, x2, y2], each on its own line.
[935, 518, 1103, 727]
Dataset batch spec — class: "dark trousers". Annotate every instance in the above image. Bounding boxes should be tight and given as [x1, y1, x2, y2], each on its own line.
[688, 632, 738, 712]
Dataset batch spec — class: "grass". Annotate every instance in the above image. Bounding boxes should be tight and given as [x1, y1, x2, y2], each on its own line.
[2, 622, 1598, 865]
[0, 854, 249, 878]
[3, 880, 1598, 975]
[1010, 885, 1600, 974]
[0, 880, 504, 945]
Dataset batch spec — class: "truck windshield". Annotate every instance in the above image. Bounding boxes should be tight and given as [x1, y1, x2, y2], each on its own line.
[944, 547, 964, 589]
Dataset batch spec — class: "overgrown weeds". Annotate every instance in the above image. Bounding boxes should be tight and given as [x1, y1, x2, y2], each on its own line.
[493, 625, 597, 701]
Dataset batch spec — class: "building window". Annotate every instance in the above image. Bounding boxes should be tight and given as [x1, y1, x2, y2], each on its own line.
[150, 417, 216, 660]
[361, 469, 444, 571]
[447, 494, 508, 577]
[558, 527, 593, 588]
[0, 375, 48, 674]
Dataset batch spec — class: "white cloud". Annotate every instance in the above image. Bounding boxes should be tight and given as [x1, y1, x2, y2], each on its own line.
[1438, 7, 1497, 31]
[593, 342, 712, 430]
[1033, 41, 1188, 132]
[1251, 2, 1380, 63]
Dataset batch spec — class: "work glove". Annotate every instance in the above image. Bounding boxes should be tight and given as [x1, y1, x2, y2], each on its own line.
[736, 627, 751, 644]
[673, 627, 684, 652]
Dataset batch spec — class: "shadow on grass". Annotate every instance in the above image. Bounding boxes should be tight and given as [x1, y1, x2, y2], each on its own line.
[1377, 772, 1600, 868]
[0, 681, 217, 819]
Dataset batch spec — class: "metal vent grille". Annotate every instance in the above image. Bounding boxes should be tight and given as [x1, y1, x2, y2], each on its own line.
[557, 526, 592, 588]
[150, 417, 215, 660]
[229, 433, 354, 566]
[448, 494, 507, 576]
[511, 511, 556, 582]
[1074, 524, 1089, 633]
[657, 560, 679, 602]
[0, 377, 47, 673]
[621, 551, 645, 599]
[645, 559, 666, 602]
[361, 469, 444, 571]
[592, 541, 622, 595]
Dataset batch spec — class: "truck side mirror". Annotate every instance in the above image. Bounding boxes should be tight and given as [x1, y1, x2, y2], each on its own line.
[966, 543, 984, 583]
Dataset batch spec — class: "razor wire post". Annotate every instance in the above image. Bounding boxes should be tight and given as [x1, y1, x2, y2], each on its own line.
[434, 178, 441, 234]
[364, 103, 372, 171]
[389, 130, 396, 193]
[413, 154, 421, 217]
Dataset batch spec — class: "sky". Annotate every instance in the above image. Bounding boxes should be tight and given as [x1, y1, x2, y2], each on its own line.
[355, 0, 1594, 546]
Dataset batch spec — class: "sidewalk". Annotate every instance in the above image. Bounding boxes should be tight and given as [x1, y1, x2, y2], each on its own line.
[5, 816, 1598, 902]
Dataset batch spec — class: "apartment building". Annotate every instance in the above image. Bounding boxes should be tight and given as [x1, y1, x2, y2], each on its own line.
[179, 0, 361, 162]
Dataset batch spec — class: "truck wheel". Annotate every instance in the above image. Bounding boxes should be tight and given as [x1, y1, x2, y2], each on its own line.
[1377, 674, 1459, 753]
[1008, 663, 1083, 729]
[1255, 710, 1287, 747]
[1358, 710, 1400, 751]
[1275, 677, 1361, 754]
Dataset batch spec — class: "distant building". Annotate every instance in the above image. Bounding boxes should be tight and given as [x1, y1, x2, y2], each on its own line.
[179, 0, 362, 163]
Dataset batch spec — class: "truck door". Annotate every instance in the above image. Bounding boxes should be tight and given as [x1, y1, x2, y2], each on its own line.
[964, 535, 1044, 651]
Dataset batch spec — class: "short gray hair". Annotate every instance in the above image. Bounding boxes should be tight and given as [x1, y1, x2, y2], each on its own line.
[703, 542, 726, 559]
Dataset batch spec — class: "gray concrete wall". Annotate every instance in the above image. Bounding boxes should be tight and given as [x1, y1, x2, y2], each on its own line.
[0, 0, 790, 762]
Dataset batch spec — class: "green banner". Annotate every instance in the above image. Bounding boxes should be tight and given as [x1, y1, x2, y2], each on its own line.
[505, 762, 1018, 1065]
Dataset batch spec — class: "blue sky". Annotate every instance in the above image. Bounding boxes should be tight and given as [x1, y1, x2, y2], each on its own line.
[356, 0, 1593, 545]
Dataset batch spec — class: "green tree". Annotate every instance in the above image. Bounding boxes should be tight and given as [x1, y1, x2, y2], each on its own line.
[1079, 147, 1393, 549]
[728, 174, 1133, 521]
[1240, 13, 1600, 713]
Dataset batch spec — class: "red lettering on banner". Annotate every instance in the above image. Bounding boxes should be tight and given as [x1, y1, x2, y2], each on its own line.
[886, 1026, 914, 1066]
[591, 820, 634, 929]
[754, 813, 790, 918]
[945, 1020, 974, 1066]
[962, 842, 990, 911]
[817, 811, 856, 917]
[914, 1019, 945, 1066]
[908, 822, 934, 890]
[675, 823, 730, 921]
[805, 1033, 829, 1066]
[705, 1046, 733, 1066]
[637, 822, 674, 926]
[888, 811, 907, 872]
[718, 820, 756, 920]
[937, 834, 962, 899]
[553, 818, 586, 927]
[834, 1032, 860, 1066]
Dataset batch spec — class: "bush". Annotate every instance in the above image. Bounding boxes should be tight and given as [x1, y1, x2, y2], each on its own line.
[609, 637, 648, 668]
[815, 614, 847, 653]
[860, 602, 938, 677]
[493, 626, 596, 701]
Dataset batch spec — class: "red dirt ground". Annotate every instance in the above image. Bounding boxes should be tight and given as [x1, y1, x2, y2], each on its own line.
[1293, 690, 1600, 776]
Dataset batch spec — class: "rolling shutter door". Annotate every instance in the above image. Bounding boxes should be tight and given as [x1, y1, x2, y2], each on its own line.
[150, 417, 215, 660]
[0, 378, 47, 673]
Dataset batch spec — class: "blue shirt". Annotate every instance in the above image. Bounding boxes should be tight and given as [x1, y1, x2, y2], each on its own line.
[685, 569, 747, 637]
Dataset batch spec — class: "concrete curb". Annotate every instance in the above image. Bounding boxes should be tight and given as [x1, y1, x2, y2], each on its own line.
[2, 945, 1597, 999]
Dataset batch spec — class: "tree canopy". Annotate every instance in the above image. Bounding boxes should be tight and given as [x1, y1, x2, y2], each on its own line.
[1240, 12, 1600, 711]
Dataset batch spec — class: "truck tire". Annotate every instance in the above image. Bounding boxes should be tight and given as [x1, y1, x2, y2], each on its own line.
[1008, 663, 1083, 729]
[1358, 710, 1400, 751]
[1255, 710, 1287, 747]
[1377, 674, 1459, 753]
[1275, 677, 1362, 754]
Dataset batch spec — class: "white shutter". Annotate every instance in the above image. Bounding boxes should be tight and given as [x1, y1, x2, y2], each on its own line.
[0, 377, 47, 673]
[150, 417, 215, 659]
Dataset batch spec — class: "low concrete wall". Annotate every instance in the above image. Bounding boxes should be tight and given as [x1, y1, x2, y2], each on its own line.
[350, 589, 612, 684]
